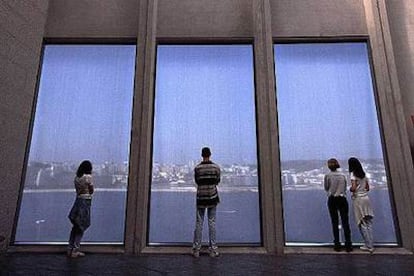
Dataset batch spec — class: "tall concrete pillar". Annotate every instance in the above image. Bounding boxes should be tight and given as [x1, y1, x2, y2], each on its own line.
[0, 0, 49, 252]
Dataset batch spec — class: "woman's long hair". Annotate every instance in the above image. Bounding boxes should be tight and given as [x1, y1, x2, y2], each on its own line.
[348, 157, 365, 179]
[76, 160, 93, 178]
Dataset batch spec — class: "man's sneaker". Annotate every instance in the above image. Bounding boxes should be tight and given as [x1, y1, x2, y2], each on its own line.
[209, 250, 219, 257]
[360, 246, 374, 253]
[192, 250, 200, 258]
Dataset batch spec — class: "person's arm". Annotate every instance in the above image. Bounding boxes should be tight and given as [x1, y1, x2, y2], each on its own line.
[194, 167, 199, 185]
[88, 183, 94, 194]
[365, 179, 370, 192]
[323, 175, 329, 192]
[343, 175, 347, 193]
[350, 180, 358, 193]
[85, 174, 94, 194]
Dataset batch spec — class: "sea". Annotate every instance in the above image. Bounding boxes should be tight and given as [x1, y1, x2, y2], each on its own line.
[15, 188, 397, 245]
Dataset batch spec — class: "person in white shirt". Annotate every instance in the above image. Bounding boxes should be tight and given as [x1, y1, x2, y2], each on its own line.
[67, 160, 94, 258]
[324, 158, 352, 252]
[348, 157, 374, 253]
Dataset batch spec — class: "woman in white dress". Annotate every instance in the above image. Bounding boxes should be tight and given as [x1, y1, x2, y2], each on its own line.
[348, 157, 374, 253]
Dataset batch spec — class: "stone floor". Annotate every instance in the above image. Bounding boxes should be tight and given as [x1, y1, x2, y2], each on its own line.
[1, 251, 414, 275]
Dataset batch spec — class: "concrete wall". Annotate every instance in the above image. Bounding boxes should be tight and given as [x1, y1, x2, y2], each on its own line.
[46, 0, 368, 39]
[45, 0, 139, 39]
[157, 0, 253, 38]
[386, 0, 414, 160]
[270, 0, 367, 37]
[0, 0, 49, 252]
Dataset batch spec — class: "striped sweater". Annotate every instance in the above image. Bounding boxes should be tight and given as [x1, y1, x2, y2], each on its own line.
[194, 161, 221, 208]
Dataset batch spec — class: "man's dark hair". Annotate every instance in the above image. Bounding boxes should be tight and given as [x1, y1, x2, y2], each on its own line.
[201, 147, 211, 158]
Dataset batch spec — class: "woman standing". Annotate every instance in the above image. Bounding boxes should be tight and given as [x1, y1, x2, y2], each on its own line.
[348, 157, 374, 253]
[67, 160, 94, 258]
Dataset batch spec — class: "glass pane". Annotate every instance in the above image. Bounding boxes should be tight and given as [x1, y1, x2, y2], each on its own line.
[15, 45, 136, 243]
[274, 43, 397, 244]
[149, 45, 260, 244]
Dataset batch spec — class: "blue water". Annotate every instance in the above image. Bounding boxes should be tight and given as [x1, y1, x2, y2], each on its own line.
[148, 190, 261, 244]
[283, 189, 397, 244]
[15, 189, 397, 245]
[16, 190, 127, 242]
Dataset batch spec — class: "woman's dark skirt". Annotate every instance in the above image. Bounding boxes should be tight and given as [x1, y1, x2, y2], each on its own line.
[68, 197, 91, 232]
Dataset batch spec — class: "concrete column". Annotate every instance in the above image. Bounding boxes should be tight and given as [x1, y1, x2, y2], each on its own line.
[0, 0, 49, 252]
[363, 0, 414, 252]
[124, 0, 158, 254]
[386, 0, 414, 163]
[253, 0, 284, 255]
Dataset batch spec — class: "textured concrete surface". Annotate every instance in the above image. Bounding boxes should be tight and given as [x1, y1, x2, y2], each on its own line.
[1, 253, 414, 275]
[270, 0, 367, 36]
[387, 0, 414, 154]
[45, 0, 139, 38]
[0, 0, 48, 253]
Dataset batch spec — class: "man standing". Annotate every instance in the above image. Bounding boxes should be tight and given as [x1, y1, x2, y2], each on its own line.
[192, 147, 221, 258]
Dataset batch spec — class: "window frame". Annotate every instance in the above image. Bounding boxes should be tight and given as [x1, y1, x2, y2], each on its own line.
[273, 38, 401, 247]
[147, 42, 264, 247]
[12, 41, 138, 248]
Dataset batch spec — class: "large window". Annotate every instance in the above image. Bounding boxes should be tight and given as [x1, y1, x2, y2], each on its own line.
[15, 45, 136, 243]
[274, 42, 397, 245]
[149, 45, 261, 244]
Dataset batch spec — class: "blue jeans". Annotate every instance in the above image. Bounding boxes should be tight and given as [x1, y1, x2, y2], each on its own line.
[193, 206, 217, 251]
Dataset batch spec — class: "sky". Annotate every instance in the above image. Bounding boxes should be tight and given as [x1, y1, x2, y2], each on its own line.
[275, 43, 383, 161]
[153, 45, 257, 165]
[30, 45, 136, 164]
[28, 43, 384, 166]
